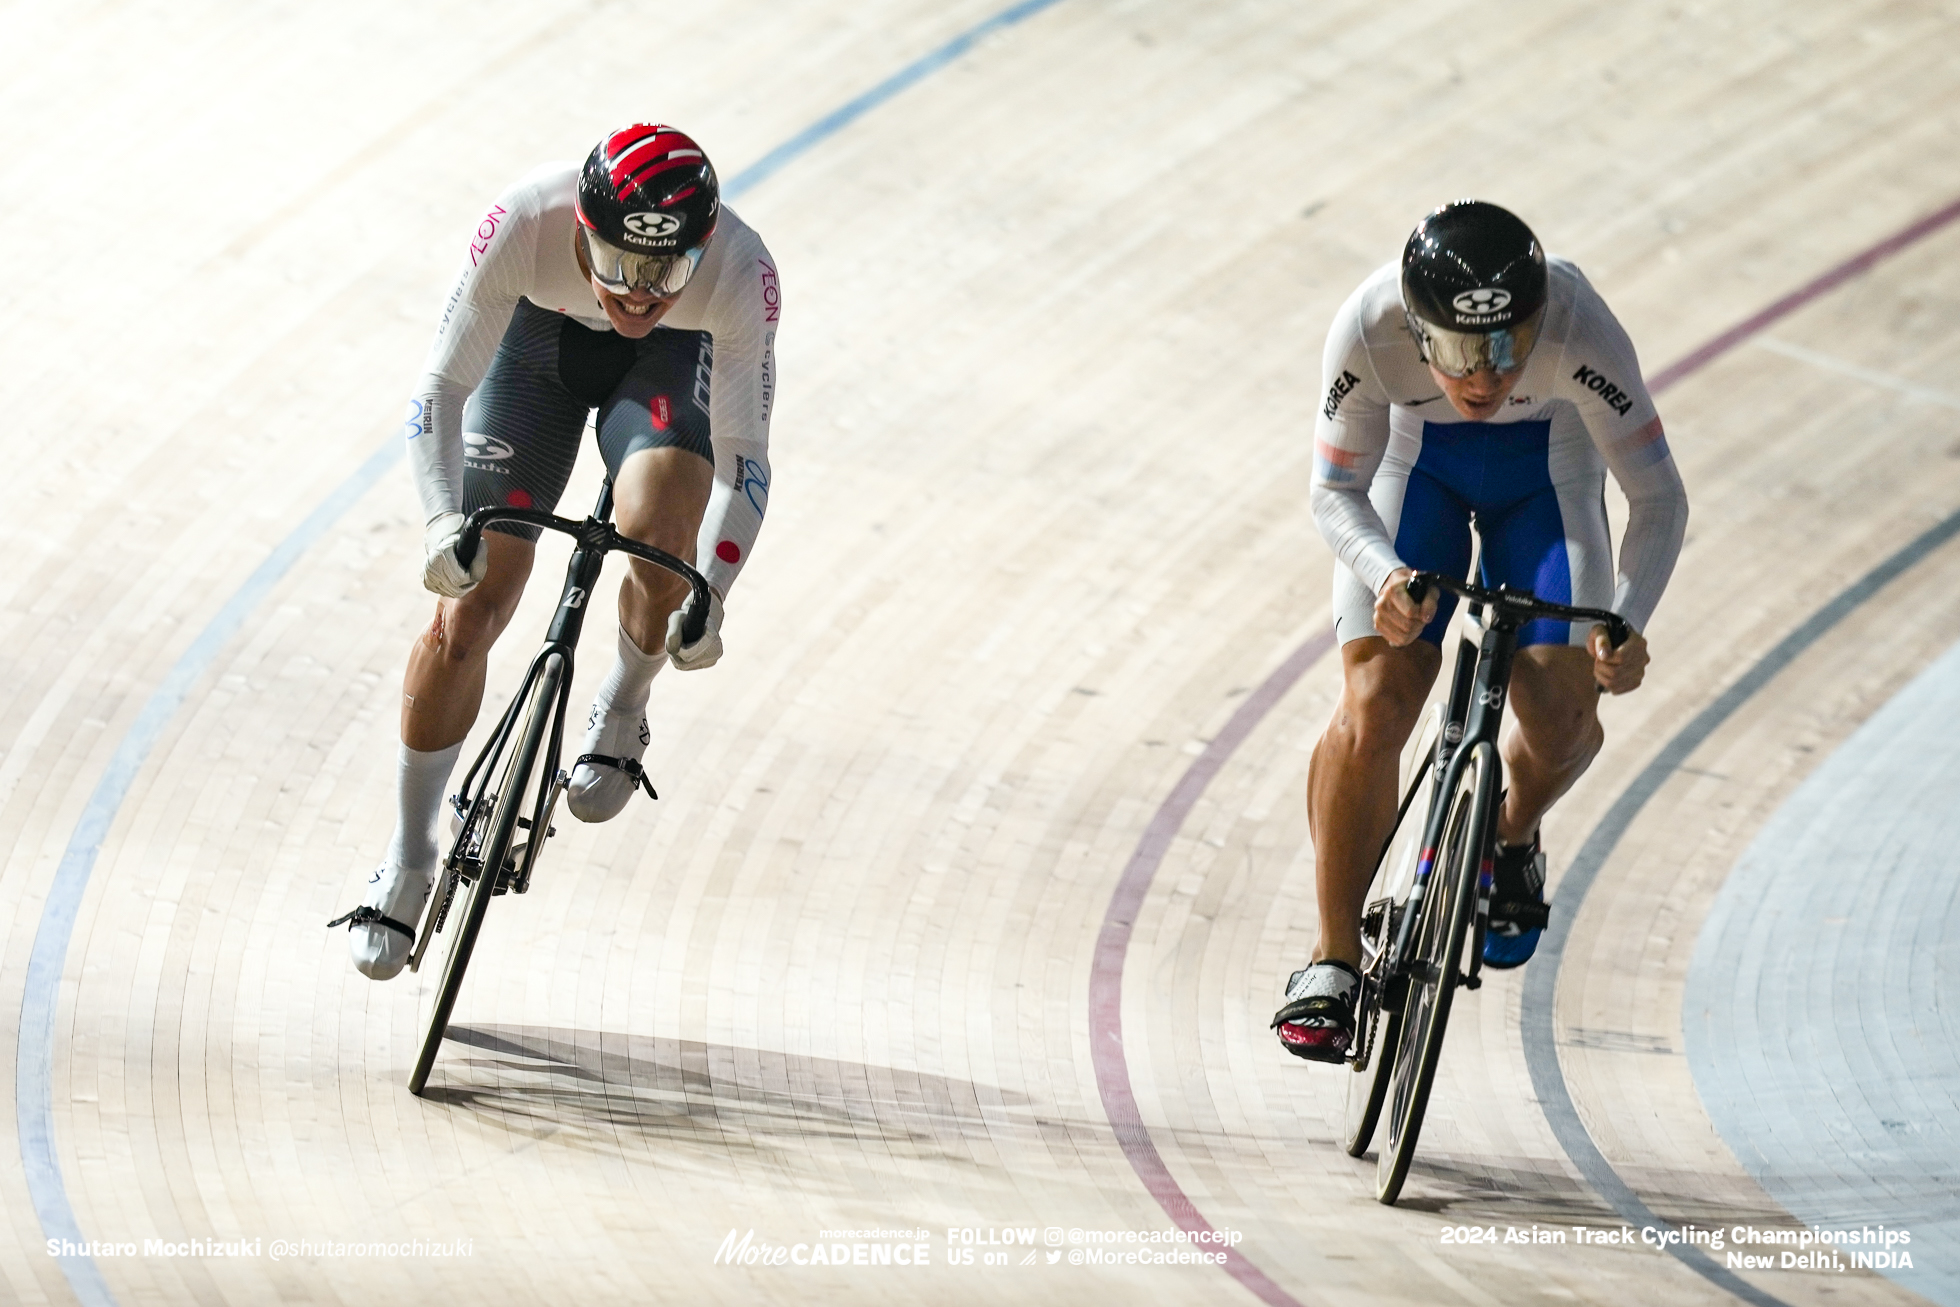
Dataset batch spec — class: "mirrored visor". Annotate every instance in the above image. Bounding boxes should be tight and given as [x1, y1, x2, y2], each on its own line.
[581, 226, 705, 297]
[1406, 305, 1544, 378]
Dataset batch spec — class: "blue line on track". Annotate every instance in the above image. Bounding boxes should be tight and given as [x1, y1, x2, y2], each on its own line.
[725, 0, 1066, 199]
[1519, 195, 1960, 1307]
[13, 5, 1064, 1303]
[17, 438, 399, 1307]
[1522, 505, 1960, 1307]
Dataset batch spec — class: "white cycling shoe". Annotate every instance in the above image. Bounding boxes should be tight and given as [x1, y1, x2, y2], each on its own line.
[331, 860, 435, 981]
[566, 704, 656, 823]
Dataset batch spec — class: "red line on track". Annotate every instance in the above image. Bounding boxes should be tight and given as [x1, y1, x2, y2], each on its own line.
[1087, 631, 1333, 1307]
[1087, 193, 1960, 1304]
[1647, 195, 1960, 394]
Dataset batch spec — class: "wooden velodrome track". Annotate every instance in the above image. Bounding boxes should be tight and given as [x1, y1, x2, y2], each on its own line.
[5, 1, 1960, 1304]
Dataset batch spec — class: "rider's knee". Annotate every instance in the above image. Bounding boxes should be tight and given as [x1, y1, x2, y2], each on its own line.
[420, 528, 533, 663]
[1330, 678, 1429, 761]
[1331, 640, 1436, 755]
[1339, 689, 1423, 758]
[423, 587, 518, 664]
[1512, 646, 1602, 758]
[612, 448, 711, 573]
[613, 502, 697, 563]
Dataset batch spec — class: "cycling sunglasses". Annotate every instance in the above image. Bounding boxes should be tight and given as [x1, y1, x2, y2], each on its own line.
[1405, 305, 1544, 378]
[580, 226, 705, 298]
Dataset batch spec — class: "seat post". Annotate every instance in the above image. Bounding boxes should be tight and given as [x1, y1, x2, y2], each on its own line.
[591, 478, 615, 525]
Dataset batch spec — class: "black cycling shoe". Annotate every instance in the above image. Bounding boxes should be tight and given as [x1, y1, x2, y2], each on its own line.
[1271, 960, 1361, 1062]
[1483, 833, 1550, 969]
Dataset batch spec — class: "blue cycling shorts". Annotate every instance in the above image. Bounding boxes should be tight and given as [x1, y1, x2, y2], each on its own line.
[1332, 417, 1614, 649]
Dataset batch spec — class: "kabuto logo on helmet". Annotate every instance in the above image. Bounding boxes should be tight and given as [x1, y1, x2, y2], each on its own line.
[623, 212, 685, 241]
[1401, 201, 1547, 336]
[1452, 288, 1512, 317]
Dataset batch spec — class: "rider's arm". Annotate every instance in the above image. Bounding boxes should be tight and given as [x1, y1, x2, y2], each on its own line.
[692, 224, 780, 599]
[1308, 276, 1404, 595]
[402, 176, 545, 526]
[1561, 277, 1689, 635]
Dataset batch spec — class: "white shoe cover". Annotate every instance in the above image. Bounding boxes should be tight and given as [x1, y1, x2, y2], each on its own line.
[566, 704, 652, 823]
[347, 861, 435, 981]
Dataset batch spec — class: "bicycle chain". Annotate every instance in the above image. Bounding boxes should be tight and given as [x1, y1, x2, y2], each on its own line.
[1350, 900, 1405, 1071]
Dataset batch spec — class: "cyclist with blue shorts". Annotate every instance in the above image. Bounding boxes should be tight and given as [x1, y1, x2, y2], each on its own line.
[1273, 201, 1688, 1061]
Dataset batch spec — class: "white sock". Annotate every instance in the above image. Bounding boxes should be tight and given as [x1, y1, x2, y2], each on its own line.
[385, 740, 463, 874]
[593, 624, 667, 718]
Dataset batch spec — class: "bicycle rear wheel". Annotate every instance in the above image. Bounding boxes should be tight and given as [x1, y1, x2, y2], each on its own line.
[1376, 740, 1495, 1203]
[408, 651, 564, 1096]
[1343, 993, 1402, 1158]
[1342, 706, 1442, 1157]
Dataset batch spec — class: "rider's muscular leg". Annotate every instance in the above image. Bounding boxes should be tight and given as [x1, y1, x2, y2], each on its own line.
[1309, 637, 1441, 967]
[1497, 643, 1603, 846]
[401, 530, 536, 751]
[611, 446, 714, 651]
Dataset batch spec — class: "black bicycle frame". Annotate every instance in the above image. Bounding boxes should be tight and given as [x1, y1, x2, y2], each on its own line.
[1381, 574, 1628, 1003]
[446, 480, 713, 888]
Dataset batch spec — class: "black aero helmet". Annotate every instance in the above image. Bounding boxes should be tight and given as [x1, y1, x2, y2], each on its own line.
[1400, 200, 1547, 376]
[576, 124, 720, 296]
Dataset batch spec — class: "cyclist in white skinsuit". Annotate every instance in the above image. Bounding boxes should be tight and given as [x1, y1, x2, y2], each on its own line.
[331, 124, 780, 979]
[1316, 262, 1681, 643]
[1273, 201, 1688, 1062]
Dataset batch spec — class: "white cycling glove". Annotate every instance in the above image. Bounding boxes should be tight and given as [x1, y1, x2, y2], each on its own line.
[665, 589, 725, 670]
[423, 511, 488, 598]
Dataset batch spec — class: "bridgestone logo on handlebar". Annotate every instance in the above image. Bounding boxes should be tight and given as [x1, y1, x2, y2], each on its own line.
[1404, 571, 1631, 648]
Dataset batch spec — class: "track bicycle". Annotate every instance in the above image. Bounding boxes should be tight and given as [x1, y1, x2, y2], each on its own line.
[398, 479, 710, 1096]
[1337, 572, 1628, 1204]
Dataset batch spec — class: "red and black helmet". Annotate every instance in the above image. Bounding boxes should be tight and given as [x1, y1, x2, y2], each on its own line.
[576, 124, 720, 256]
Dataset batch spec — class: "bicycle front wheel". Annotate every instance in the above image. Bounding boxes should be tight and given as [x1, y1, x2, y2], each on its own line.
[408, 651, 564, 1096]
[1342, 705, 1443, 1158]
[1376, 740, 1495, 1204]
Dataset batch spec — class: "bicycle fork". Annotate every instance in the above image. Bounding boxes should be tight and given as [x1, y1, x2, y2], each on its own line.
[1382, 626, 1507, 1006]
[424, 510, 615, 934]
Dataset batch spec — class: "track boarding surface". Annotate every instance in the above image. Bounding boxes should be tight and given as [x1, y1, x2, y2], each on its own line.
[4, 2, 1960, 1304]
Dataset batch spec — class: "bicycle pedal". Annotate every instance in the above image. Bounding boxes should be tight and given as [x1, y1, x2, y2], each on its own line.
[457, 854, 521, 894]
[1381, 975, 1409, 1012]
[493, 846, 525, 895]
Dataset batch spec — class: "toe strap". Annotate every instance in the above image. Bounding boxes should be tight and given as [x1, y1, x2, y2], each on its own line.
[326, 905, 416, 941]
[576, 753, 659, 802]
[1490, 897, 1550, 931]
[1270, 994, 1350, 1030]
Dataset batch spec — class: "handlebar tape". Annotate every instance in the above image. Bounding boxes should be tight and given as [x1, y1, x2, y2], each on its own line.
[456, 525, 481, 571]
[680, 593, 709, 647]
